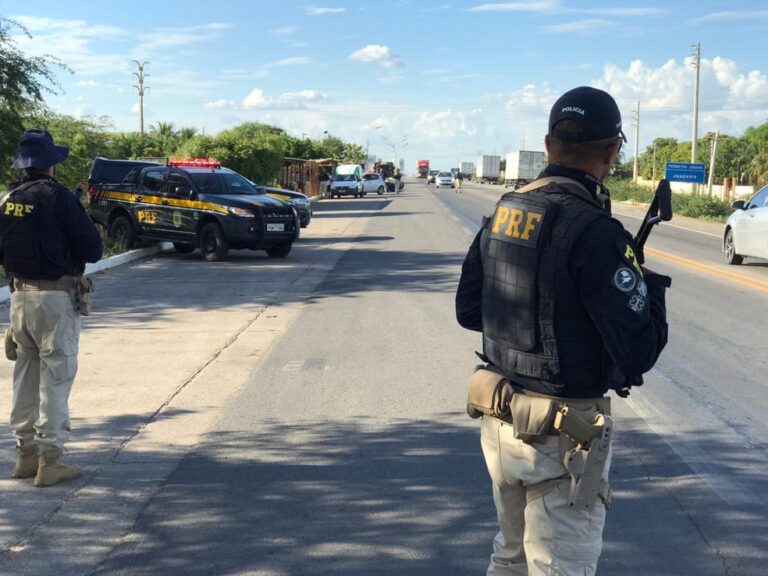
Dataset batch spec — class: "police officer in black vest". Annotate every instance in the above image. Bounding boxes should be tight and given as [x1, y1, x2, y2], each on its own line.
[1, 130, 102, 487]
[456, 87, 671, 575]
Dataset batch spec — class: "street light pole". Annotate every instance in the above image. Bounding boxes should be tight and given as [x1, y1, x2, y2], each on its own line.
[132, 60, 149, 135]
[690, 42, 701, 195]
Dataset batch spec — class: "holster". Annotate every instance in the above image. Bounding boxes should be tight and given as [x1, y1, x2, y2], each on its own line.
[5, 327, 17, 361]
[559, 413, 613, 509]
[72, 275, 94, 316]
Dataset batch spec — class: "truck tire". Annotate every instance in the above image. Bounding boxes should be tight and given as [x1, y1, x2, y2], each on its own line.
[108, 215, 137, 249]
[266, 242, 292, 258]
[173, 242, 196, 254]
[199, 222, 229, 262]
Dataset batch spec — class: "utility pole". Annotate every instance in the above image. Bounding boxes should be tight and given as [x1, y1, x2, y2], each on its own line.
[707, 130, 719, 197]
[132, 60, 149, 135]
[652, 142, 657, 185]
[632, 101, 640, 183]
[690, 42, 701, 194]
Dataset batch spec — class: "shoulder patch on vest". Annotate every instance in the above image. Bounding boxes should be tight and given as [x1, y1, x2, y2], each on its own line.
[489, 199, 547, 248]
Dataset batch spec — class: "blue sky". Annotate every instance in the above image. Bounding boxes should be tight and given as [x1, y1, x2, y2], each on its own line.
[4, 0, 768, 171]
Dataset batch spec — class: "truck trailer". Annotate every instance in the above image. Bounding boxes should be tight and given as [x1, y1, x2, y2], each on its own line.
[475, 155, 501, 184]
[504, 150, 547, 189]
[417, 160, 429, 178]
[458, 161, 474, 179]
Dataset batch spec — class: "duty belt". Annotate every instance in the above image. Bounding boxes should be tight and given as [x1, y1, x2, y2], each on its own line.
[12, 276, 77, 292]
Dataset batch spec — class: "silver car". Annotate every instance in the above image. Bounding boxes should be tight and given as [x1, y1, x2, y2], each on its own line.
[723, 184, 768, 264]
[435, 171, 455, 189]
[362, 173, 386, 195]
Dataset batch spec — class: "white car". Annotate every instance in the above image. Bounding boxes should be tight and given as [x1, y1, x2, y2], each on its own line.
[723, 184, 768, 264]
[362, 173, 386, 195]
[435, 171, 455, 188]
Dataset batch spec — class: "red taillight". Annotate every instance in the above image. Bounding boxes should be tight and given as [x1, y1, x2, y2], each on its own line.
[168, 158, 221, 168]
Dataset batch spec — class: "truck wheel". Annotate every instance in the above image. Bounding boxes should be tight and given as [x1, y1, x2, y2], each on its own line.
[724, 229, 743, 265]
[377, 186, 384, 195]
[199, 222, 229, 262]
[173, 242, 196, 254]
[266, 242, 292, 258]
[108, 215, 137, 249]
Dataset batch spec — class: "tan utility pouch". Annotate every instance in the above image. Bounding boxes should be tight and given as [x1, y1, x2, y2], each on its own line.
[467, 368, 514, 420]
[74, 275, 94, 316]
[5, 327, 17, 361]
[509, 394, 558, 444]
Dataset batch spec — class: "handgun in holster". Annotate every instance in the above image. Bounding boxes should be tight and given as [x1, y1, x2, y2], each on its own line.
[554, 407, 613, 509]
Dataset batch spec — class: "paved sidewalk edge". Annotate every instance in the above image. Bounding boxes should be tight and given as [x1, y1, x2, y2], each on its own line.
[0, 242, 173, 304]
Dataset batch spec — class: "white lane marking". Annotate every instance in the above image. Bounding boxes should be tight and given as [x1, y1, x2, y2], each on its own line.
[615, 211, 722, 239]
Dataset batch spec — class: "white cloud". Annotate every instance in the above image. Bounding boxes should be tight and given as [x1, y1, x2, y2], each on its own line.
[242, 88, 328, 110]
[361, 117, 392, 132]
[349, 45, 403, 68]
[133, 23, 232, 56]
[77, 79, 101, 87]
[504, 83, 559, 114]
[271, 26, 299, 36]
[306, 7, 347, 15]
[692, 10, 768, 23]
[542, 19, 616, 34]
[378, 75, 403, 83]
[11, 17, 128, 76]
[468, 1, 559, 13]
[264, 57, 313, 68]
[571, 7, 665, 16]
[414, 108, 485, 141]
[205, 99, 237, 110]
[130, 102, 141, 114]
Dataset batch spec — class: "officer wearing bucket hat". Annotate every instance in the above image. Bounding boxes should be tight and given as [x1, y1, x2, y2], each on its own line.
[0, 130, 102, 487]
[456, 87, 671, 575]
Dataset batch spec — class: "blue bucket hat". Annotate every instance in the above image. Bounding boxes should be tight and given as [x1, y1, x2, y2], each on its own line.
[11, 129, 70, 170]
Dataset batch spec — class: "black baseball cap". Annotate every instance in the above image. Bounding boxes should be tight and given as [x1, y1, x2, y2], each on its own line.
[548, 86, 626, 144]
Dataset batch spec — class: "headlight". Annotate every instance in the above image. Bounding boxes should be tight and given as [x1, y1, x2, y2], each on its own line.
[228, 207, 255, 218]
[292, 197, 308, 206]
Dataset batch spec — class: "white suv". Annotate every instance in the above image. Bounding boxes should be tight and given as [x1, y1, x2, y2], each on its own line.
[362, 173, 386, 195]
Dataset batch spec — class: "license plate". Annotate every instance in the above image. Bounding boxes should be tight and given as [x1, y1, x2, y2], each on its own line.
[267, 223, 284, 232]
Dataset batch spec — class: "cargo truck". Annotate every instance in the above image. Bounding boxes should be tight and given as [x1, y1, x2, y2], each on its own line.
[504, 150, 547, 189]
[475, 155, 501, 184]
[459, 161, 474, 179]
[417, 160, 429, 178]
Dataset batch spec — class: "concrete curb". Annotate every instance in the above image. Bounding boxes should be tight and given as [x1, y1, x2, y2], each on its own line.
[0, 242, 173, 304]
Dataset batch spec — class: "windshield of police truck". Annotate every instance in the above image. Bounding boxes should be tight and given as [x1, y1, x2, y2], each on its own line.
[189, 172, 262, 195]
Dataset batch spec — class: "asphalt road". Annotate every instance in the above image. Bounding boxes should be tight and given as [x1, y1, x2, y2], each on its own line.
[8, 179, 765, 575]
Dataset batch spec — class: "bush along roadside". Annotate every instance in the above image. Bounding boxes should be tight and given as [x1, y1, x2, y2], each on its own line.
[607, 178, 733, 222]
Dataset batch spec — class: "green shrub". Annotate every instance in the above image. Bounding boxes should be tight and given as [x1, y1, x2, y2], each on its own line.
[607, 178, 731, 222]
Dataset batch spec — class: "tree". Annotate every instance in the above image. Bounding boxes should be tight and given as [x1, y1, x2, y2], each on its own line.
[0, 17, 68, 184]
[24, 111, 113, 189]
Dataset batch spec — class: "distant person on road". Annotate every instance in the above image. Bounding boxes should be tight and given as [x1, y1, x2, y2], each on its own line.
[394, 169, 403, 192]
[454, 170, 463, 194]
[1, 130, 102, 487]
[456, 87, 671, 575]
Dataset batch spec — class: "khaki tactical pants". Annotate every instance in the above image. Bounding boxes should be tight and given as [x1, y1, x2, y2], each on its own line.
[481, 415, 611, 576]
[10, 290, 80, 453]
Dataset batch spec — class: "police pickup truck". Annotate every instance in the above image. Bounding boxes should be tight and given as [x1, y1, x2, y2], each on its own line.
[87, 158, 298, 261]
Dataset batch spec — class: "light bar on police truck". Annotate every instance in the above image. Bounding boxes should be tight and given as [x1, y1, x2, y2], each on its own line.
[168, 158, 221, 168]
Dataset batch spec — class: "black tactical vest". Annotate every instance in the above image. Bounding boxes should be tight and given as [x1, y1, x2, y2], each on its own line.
[480, 177, 610, 395]
[0, 178, 81, 280]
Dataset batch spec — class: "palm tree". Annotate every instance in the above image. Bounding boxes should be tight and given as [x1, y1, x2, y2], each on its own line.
[149, 121, 178, 156]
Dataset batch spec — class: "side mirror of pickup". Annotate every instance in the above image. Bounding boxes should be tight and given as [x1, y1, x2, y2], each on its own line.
[188, 189, 198, 201]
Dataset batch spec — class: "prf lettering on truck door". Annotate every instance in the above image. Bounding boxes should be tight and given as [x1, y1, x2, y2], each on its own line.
[489, 201, 547, 247]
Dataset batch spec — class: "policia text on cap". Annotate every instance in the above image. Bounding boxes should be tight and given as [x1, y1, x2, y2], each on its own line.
[456, 87, 671, 576]
[0, 130, 103, 487]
